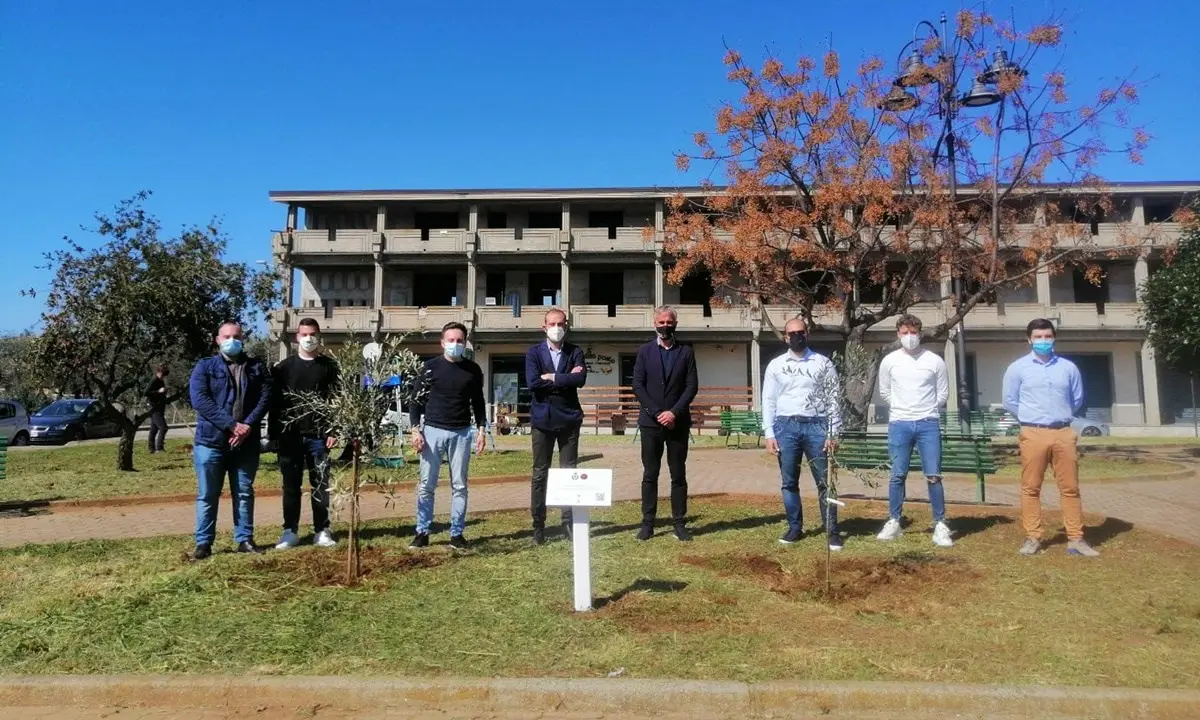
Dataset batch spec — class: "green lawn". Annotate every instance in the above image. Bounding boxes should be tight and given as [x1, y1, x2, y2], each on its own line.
[0, 498, 1196, 687]
[1, 440, 534, 503]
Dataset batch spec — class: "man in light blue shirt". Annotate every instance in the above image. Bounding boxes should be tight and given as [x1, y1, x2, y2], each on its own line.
[1001, 318, 1098, 558]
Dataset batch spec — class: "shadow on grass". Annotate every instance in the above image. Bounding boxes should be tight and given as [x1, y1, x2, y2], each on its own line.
[0, 498, 64, 516]
[594, 578, 689, 609]
[690, 513, 786, 537]
[1042, 516, 1135, 549]
[355, 518, 483, 543]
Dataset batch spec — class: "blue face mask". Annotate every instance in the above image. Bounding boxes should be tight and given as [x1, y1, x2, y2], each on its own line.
[220, 338, 243, 356]
[1031, 339, 1055, 355]
[443, 342, 465, 360]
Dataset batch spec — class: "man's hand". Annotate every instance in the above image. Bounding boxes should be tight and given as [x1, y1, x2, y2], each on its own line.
[540, 373, 555, 382]
[570, 366, 585, 374]
[474, 428, 487, 456]
[766, 438, 780, 456]
[232, 423, 251, 438]
[656, 410, 675, 427]
[410, 430, 425, 453]
[158, 387, 166, 394]
[325, 436, 337, 450]
[824, 437, 839, 453]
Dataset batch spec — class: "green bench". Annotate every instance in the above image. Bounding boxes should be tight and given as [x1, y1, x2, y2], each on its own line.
[720, 410, 764, 448]
[0, 435, 7, 480]
[834, 432, 997, 502]
[940, 410, 1014, 437]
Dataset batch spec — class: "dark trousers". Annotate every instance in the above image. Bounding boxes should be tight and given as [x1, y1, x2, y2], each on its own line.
[148, 410, 167, 452]
[639, 424, 689, 524]
[530, 424, 581, 528]
[278, 435, 331, 533]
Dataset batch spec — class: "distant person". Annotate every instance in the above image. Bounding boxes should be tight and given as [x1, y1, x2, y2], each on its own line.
[270, 318, 339, 550]
[875, 314, 953, 547]
[408, 321, 487, 550]
[631, 305, 699, 542]
[188, 321, 271, 559]
[525, 308, 588, 545]
[1002, 318, 1099, 557]
[145, 365, 169, 453]
[762, 317, 842, 550]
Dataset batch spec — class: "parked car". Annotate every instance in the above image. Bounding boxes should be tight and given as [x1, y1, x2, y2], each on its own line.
[0, 399, 31, 446]
[29, 399, 121, 444]
[1000, 411, 1110, 437]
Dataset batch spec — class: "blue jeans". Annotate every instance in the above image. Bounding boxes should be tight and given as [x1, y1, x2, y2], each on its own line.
[887, 418, 946, 522]
[416, 425, 473, 535]
[194, 443, 260, 545]
[774, 416, 837, 538]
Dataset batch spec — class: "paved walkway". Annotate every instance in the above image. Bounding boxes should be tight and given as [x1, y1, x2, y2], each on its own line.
[1, 441, 1198, 548]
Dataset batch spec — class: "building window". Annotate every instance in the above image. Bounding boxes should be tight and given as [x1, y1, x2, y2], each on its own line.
[588, 210, 624, 240]
[486, 211, 507, 229]
[527, 211, 562, 229]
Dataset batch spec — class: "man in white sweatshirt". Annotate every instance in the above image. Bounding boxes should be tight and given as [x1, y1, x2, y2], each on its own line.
[876, 314, 953, 547]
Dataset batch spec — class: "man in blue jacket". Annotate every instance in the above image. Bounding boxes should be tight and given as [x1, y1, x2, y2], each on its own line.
[632, 305, 699, 542]
[188, 321, 271, 559]
[525, 308, 588, 545]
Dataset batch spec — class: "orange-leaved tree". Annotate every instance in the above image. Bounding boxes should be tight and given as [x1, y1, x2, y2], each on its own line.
[664, 10, 1166, 427]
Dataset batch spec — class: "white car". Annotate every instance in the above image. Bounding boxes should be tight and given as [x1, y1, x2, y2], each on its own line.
[0, 399, 31, 446]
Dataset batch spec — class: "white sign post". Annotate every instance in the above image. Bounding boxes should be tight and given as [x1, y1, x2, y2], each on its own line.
[547, 468, 613, 612]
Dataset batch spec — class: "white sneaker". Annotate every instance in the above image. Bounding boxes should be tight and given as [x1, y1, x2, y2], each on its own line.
[314, 530, 337, 548]
[876, 518, 903, 541]
[932, 521, 954, 548]
[275, 529, 300, 550]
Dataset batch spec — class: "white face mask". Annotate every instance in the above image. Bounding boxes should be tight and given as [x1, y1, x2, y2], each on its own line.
[443, 341, 465, 360]
[546, 326, 566, 343]
[298, 336, 320, 352]
[899, 334, 921, 351]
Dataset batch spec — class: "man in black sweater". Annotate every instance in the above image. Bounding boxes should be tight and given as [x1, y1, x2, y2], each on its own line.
[269, 318, 340, 550]
[407, 321, 487, 550]
[144, 365, 169, 453]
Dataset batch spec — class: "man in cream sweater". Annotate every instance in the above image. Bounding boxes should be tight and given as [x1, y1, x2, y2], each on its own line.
[876, 314, 953, 547]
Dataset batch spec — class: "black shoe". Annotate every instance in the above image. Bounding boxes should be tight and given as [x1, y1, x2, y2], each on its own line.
[449, 534, 470, 550]
[673, 524, 693, 542]
[778, 527, 803, 545]
[636, 524, 654, 541]
[562, 522, 573, 542]
[409, 532, 429, 550]
[192, 544, 212, 560]
[532, 527, 546, 546]
[236, 541, 262, 555]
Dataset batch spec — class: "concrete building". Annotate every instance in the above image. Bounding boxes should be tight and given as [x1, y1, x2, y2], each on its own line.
[267, 183, 1198, 432]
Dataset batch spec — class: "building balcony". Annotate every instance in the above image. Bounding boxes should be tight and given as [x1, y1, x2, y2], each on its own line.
[570, 304, 656, 330]
[672, 304, 752, 330]
[284, 307, 377, 334]
[474, 306, 550, 331]
[476, 229, 562, 253]
[380, 306, 470, 334]
[383, 229, 469, 254]
[286, 229, 379, 256]
[571, 227, 655, 253]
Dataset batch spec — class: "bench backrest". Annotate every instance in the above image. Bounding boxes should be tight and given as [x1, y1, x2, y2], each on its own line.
[835, 432, 997, 473]
[719, 410, 763, 433]
[0, 435, 7, 480]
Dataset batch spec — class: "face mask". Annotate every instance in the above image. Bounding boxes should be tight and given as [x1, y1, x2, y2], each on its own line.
[656, 325, 676, 341]
[787, 333, 808, 352]
[900, 334, 921, 351]
[546, 326, 566, 343]
[1031, 339, 1055, 355]
[443, 342, 465, 360]
[220, 338, 243, 356]
[298, 336, 320, 352]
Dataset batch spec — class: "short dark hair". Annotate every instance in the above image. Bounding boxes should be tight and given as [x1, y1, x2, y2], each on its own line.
[1026, 318, 1056, 338]
[155, 365, 169, 375]
[896, 314, 922, 332]
[441, 321, 468, 339]
[297, 317, 321, 331]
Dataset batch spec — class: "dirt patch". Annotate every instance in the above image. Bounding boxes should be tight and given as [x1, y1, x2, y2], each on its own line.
[228, 547, 446, 590]
[681, 551, 979, 612]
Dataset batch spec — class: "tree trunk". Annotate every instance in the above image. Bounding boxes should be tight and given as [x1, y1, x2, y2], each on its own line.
[840, 336, 884, 431]
[346, 440, 361, 585]
[117, 423, 137, 472]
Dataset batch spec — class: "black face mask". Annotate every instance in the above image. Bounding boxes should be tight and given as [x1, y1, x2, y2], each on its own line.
[656, 325, 677, 340]
[787, 332, 808, 352]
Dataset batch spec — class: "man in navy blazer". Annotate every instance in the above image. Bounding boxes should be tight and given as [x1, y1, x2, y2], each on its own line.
[525, 308, 588, 545]
[632, 305, 699, 542]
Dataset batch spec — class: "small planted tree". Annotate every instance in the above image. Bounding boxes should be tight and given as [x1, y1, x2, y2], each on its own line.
[286, 336, 427, 584]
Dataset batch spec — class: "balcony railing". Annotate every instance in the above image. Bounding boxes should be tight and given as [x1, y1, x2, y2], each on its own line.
[384, 228, 469, 254]
[288, 229, 379, 255]
[284, 307, 377, 333]
[476, 228, 561, 253]
[570, 304, 655, 329]
[571, 227, 655, 252]
[672, 305, 752, 330]
[380, 306, 469, 333]
[475, 306, 552, 331]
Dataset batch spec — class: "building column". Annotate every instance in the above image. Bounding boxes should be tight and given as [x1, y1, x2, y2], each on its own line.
[944, 335, 960, 412]
[466, 204, 479, 318]
[286, 203, 298, 230]
[1141, 341, 1163, 425]
[750, 332, 763, 409]
[561, 201, 571, 239]
[1134, 254, 1150, 298]
[1035, 265, 1052, 307]
[372, 205, 386, 311]
[560, 255, 570, 311]
[654, 253, 664, 308]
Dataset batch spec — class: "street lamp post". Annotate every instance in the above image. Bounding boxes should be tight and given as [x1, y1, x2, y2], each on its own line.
[879, 12, 1024, 433]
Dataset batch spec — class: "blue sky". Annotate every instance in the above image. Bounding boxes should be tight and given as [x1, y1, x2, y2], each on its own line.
[3, 0, 1198, 334]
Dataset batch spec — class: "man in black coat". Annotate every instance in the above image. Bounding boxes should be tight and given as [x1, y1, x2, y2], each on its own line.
[631, 305, 699, 541]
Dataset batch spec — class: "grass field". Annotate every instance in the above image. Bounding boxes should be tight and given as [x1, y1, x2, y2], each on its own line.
[0, 440, 534, 503]
[0, 498, 1197, 687]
